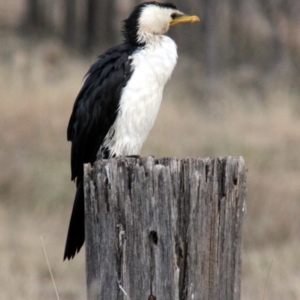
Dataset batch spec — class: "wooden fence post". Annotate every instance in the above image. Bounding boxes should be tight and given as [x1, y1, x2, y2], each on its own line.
[84, 156, 247, 300]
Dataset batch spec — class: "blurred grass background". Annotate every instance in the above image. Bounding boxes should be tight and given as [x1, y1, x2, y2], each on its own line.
[1, 0, 300, 299]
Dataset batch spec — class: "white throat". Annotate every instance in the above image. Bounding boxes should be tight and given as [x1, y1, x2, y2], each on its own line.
[136, 31, 163, 45]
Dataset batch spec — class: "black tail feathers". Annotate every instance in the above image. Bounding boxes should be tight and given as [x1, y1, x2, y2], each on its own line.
[64, 179, 85, 260]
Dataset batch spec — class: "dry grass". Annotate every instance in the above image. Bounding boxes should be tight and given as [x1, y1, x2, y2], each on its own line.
[1, 31, 300, 299]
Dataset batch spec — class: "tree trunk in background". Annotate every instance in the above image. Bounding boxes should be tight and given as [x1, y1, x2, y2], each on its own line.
[64, 0, 77, 47]
[203, 0, 222, 77]
[24, 0, 46, 30]
[86, 0, 97, 52]
[85, 0, 116, 53]
[260, 0, 286, 70]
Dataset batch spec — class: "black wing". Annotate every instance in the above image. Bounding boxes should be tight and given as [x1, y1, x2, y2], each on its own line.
[64, 44, 134, 260]
[67, 44, 134, 180]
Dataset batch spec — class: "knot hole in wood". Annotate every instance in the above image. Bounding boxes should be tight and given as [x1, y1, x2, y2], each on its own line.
[149, 230, 158, 245]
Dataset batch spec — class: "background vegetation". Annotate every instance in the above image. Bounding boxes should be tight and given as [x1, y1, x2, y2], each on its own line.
[1, 0, 300, 299]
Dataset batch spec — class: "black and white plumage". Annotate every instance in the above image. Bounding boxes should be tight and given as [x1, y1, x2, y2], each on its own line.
[64, 1, 199, 260]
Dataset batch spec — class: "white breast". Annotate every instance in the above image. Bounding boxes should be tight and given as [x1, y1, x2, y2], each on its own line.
[102, 36, 178, 157]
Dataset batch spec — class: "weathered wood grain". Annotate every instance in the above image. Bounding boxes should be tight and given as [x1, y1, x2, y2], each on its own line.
[84, 156, 247, 300]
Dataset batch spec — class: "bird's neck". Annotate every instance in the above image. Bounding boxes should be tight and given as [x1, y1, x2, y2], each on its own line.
[136, 32, 164, 46]
[124, 30, 166, 48]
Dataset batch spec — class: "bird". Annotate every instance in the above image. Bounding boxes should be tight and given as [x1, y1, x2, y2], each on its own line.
[64, 1, 200, 260]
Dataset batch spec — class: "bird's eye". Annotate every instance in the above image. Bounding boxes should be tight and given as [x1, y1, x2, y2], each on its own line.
[171, 13, 180, 20]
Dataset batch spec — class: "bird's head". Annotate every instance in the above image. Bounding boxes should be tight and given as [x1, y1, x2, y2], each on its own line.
[123, 2, 200, 46]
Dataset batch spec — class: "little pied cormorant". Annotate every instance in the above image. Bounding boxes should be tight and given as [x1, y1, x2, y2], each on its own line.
[64, 1, 199, 260]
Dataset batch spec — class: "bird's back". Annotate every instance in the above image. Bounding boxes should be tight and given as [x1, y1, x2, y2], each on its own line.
[67, 44, 134, 180]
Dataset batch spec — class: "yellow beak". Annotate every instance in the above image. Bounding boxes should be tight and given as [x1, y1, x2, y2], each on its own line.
[169, 15, 200, 27]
